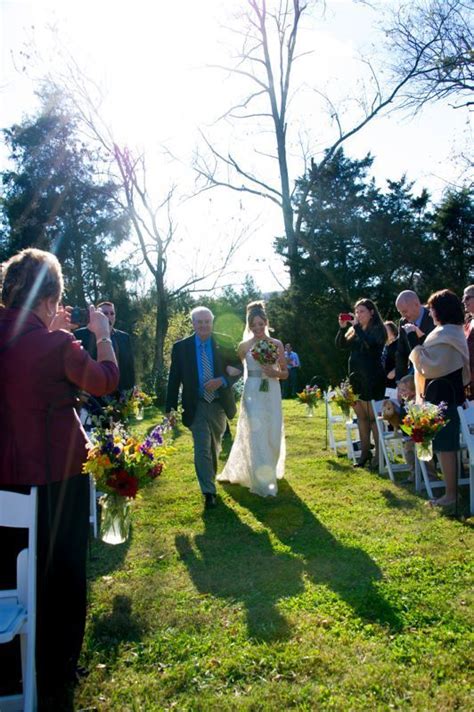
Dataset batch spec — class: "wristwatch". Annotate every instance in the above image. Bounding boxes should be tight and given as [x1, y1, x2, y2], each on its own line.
[97, 337, 112, 344]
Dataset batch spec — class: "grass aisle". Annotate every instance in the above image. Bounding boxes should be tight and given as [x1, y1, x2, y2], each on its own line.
[77, 401, 473, 711]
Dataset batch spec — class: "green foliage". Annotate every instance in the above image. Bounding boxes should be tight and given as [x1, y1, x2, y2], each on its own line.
[75, 402, 474, 710]
[430, 186, 474, 288]
[0, 94, 130, 305]
[272, 148, 473, 387]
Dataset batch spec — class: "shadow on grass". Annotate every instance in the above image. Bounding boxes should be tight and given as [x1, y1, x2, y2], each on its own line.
[381, 488, 419, 510]
[88, 529, 131, 580]
[175, 500, 304, 642]
[87, 594, 144, 660]
[326, 460, 352, 472]
[223, 480, 402, 632]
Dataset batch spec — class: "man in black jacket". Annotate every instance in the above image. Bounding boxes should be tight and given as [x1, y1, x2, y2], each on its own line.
[75, 301, 135, 392]
[395, 290, 435, 382]
[166, 306, 240, 508]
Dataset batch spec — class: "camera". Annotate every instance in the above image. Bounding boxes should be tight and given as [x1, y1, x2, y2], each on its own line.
[71, 307, 89, 327]
[339, 313, 353, 322]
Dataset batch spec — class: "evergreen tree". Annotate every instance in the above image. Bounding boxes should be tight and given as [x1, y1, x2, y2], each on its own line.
[1, 99, 130, 305]
[431, 187, 474, 290]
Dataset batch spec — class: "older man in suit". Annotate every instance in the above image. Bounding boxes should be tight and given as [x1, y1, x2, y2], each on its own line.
[166, 306, 240, 508]
[395, 290, 435, 382]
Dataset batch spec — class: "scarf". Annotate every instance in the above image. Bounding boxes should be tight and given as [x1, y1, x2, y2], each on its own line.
[409, 323, 470, 399]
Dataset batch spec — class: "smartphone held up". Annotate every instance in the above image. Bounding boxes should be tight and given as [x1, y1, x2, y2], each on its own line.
[70, 306, 90, 327]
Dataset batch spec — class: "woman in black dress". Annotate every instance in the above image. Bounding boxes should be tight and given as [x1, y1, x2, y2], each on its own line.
[336, 298, 386, 467]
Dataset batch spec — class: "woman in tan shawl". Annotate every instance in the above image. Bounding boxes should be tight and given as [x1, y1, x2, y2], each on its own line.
[409, 290, 470, 507]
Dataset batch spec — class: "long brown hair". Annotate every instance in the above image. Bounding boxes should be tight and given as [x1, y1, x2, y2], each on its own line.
[346, 298, 385, 342]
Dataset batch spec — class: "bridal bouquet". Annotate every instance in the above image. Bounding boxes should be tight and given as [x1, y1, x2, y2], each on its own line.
[400, 401, 447, 461]
[250, 339, 278, 392]
[83, 418, 174, 543]
[330, 379, 359, 418]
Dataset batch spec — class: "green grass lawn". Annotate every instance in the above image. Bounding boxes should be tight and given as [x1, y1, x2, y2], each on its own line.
[76, 401, 474, 711]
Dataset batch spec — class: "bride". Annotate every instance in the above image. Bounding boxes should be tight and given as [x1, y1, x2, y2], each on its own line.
[217, 301, 288, 497]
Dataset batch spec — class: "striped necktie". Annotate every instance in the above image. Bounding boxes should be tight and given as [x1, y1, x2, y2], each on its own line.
[200, 342, 215, 403]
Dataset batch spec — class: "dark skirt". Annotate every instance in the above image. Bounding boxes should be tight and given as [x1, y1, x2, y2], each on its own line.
[433, 405, 460, 452]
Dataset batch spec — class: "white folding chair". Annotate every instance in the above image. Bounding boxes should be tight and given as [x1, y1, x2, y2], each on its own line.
[89, 476, 98, 538]
[325, 391, 350, 456]
[457, 404, 474, 515]
[345, 418, 361, 464]
[81, 411, 98, 538]
[371, 399, 407, 481]
[0, 488, 38, 712]
[415, 407, 471, 504]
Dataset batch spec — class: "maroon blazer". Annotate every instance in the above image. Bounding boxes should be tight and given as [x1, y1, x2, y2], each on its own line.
[0, 308, 119, 486]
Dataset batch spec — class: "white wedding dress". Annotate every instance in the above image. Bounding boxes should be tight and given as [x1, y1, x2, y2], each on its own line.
[217, 350, 285, 497]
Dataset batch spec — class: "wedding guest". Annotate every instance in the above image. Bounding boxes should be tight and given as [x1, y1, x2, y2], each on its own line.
[284, 342, 301, 398]
[0, 249, 119, 700]
[75, 300, 136, 392]
[462, 284, 474, 399]
[395, 290, 435, 381]
[409, 289, 470, 507]
[335, 298, 386, 468]
[382, 321, 398, 389]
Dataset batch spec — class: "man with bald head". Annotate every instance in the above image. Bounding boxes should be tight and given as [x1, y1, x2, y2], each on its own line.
[395, 290, 435, 381]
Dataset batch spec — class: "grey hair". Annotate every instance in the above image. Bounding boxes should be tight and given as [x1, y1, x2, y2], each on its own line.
[395, 290, 420, 306]
[190, 306, 214, 322]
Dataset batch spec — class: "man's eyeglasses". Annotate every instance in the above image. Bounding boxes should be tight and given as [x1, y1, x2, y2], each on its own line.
[463, 295, 474, 302]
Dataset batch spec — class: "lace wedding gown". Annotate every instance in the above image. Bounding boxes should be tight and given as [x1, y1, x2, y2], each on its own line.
[217, 350, 285, 496]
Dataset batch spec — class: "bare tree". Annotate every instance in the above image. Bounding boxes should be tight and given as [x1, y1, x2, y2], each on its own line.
[386, 0, 473, 111]
[35, 59, 248, 400]
[194, 0, 465, 284]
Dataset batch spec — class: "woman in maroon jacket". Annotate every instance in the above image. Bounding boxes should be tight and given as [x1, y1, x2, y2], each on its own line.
[0, 248, 119, 698]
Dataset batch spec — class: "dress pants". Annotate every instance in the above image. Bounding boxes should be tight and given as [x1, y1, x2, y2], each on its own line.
[190, 400, 227, 495]
[0, 474, 89, 694]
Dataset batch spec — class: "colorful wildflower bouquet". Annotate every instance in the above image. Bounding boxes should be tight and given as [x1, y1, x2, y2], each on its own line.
[99, 386, 153, 425]
[83, 419, 173, 543]
[330, 379, 359, 418]
[250, 339, 279, 391]
[400, 400, 447, 461]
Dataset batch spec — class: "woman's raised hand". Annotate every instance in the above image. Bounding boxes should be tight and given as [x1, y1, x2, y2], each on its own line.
[88, 306, 111, 340]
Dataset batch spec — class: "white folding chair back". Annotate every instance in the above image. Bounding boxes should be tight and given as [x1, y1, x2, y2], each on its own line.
[89, 475, 98, 538]
[457, 405, 474, 515]
[0, 488, 38, 712]
[345, 419, 361, 464]
[371, 399, 407, 481]
[325, 391, 349, 455]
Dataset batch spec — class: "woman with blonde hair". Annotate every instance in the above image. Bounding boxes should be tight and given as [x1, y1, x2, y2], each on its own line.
[335, 298, 386, 467]
[217, 301, 288, 496]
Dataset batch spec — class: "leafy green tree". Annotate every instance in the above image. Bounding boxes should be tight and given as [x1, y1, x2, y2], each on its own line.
[1, 100, 129, 305]
[430, 186, 474, 289]
[272, 149, 436, 385]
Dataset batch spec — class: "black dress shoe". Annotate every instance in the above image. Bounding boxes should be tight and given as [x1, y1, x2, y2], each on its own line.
[354, 454, 372, 468]
[204, 493, 217, 508]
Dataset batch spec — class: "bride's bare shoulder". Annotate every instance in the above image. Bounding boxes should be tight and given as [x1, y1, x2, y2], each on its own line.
[238, 338, 253, 359]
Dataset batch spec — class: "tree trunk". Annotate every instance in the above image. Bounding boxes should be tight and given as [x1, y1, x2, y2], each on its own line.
[153, 264, 169, 405]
